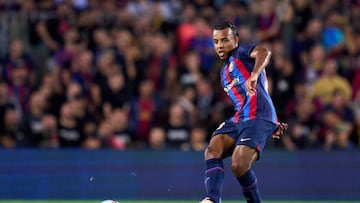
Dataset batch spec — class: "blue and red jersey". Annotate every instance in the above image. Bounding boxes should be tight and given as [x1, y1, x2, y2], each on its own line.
[220, 43, 278, 124]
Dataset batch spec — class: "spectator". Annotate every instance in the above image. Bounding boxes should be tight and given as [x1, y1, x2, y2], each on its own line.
[36, 1, 75, 52]
[285, 80, 322, 122]
[23, 91, 48, 147]
[92, 28, 114, 64]
[129, 79, 161, 143]
[282, 99, 319, 151]
[148, 126, 167, 151]
[179, 50, 204, 87]
[81, 119, 102, 150]
[310, 58, 352, 106]
[317, 107, 344, 147]
[176, 85, 198, 126]
[195, 78, 218, 124]
[176, 3, 197, 62]
[57, 102, 83, 148]
[188, 17, 214, 74]
[0, 79, 22, 122]
[321, 9, 346, 56]
[145, 32, 178, 101]
[70, 49, 96, 94]
[182, 125, 208, 152]
[237, 24, 254, 44]
[94, 51, 125, 107]
[252, 0, 280, 42]
[37, 72, 65, 118]
[292, 17, 323, 79]
[164, 102, 190, 149]
[324, 89, 355, 124]
[270, 53, 296, 120]
[38, 114, 58, 148]
[102, 72, 130, 112]
[7, 59, 32, 112]
[96, 119, 114, 148]
[88, 82, 103, 122]
[323, 122, 356, 151]
[304, 43, 326, 83]
[1, 38, 35, 87]
[107, 108, 135, 150]
[218, 2, 246, 26]
[0, 105, 25, 148]
[52, 26, 80, 72]
[113, 28, 137, 84]
[291, 0, 314, 36]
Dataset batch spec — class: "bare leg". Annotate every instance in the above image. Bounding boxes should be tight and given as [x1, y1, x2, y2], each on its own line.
[205, 134, 235, 160]
[231, 145, 258, 176]
[231, 145, 261, 203]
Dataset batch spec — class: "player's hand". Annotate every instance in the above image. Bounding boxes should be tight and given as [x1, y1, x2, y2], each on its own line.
[272, 122, 288, 139]
[245, 72, 258, 96]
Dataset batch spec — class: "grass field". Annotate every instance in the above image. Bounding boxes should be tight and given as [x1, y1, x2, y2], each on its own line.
[1, 201, 360, 203]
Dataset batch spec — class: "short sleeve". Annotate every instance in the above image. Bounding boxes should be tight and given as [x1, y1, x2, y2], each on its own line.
[234, 42, 258, 59]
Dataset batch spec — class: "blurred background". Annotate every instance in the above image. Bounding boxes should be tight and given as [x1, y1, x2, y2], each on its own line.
[1, 0, 360, 152]
[0, 0, 360, 201]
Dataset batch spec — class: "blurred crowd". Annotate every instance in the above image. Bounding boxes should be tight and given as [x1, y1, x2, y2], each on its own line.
[0, 0, 360, 151]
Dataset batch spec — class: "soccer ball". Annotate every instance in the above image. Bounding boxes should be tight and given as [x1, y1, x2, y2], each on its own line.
[101, 200, 118, 203]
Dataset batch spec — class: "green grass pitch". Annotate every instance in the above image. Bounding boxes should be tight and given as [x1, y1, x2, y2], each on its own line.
[1, 201, 360, 203]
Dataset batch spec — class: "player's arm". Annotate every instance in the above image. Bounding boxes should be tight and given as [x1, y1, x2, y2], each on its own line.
[250, 45, 271, 75]
[272, 122, 288, 139]
[245, 45, 271, 96]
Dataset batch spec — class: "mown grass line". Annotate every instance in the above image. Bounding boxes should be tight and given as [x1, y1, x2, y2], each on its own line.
[1, 201, 360, 203]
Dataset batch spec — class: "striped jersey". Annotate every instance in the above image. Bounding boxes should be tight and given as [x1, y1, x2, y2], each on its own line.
[220, 43, 278, 124]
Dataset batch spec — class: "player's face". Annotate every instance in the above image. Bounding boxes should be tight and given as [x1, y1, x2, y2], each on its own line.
[212, 28, 238, 60]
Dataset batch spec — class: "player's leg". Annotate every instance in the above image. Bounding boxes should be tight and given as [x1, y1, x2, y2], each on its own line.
[231, 145, 261, 203]
[231, 120, 278, 203]
[202, 133, 235, 203]
[205, 133, 235, 160]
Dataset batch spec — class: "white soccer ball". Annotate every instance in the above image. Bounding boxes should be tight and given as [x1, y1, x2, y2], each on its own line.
[101, 200, 118, 203]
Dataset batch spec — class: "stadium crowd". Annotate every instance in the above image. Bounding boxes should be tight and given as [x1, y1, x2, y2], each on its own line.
[0, 0, 359, 151]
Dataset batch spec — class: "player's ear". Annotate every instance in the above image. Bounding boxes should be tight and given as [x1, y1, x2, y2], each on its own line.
[235, 36, 239, 47]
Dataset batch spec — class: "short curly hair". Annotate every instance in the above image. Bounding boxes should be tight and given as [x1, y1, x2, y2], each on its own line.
[213, 21, 239, 37]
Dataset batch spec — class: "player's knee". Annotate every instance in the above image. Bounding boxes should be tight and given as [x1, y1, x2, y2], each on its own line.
[231, 160, 251, 176]
[204, 145, 222, 160]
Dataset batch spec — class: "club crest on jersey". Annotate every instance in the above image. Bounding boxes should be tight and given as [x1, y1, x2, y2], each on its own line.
[228, 63, 234, 72]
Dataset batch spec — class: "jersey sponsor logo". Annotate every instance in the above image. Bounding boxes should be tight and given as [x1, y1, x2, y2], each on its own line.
[240, 138, 252, 142]
[223, 77, 240, 94]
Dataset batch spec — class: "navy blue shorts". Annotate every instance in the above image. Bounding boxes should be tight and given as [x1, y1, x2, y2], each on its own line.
[212, 119, 277, 157]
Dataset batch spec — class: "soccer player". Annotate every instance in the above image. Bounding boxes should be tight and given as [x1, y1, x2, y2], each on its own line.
[200, 22, 288, 203]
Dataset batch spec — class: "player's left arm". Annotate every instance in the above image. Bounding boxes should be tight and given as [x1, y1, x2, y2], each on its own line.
[246, 46, 289, 139]
[272, 122, 288, 139]
[245, 45, 271, 96]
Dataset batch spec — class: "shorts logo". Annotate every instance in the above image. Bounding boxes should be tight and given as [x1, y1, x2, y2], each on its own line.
[240, 138, 252, 142]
